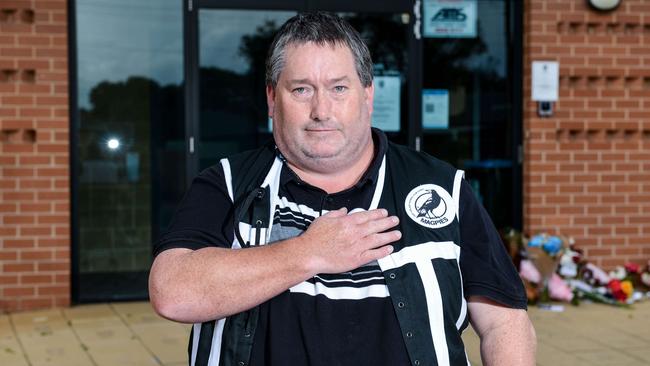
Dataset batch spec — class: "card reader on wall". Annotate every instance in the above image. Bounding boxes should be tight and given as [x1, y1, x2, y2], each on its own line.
[537, 101, 553, 117]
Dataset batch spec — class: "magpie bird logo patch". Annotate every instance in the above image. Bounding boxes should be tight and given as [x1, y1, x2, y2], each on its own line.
[405, 184, 455, 229]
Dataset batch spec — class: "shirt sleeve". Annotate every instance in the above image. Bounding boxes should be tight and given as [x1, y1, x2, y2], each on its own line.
[152, 165, 235, 257]
[458, 180, 527, 309]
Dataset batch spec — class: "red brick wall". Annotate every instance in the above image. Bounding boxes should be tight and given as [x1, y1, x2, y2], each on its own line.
[0, 0, 70, 311]
[1, 0, 649, 311]
[524, 0, 650, 268]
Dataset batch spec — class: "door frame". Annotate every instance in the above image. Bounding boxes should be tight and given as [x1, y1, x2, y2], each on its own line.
[182, 0, 421, 185]
[181, 0, 522, 226]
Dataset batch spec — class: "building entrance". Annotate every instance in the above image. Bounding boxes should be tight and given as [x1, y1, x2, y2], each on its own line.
[72, 0, 521, 303]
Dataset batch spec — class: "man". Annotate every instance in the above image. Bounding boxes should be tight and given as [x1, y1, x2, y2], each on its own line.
[150, 12, 535, 366]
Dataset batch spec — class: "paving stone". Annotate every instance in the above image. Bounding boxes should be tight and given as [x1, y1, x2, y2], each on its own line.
[620, 347, 650, 363]
[73, 324, 136, 346]
[10, 309, 68, 335]
[63, 304, 116, 322]
[0, 315, 16, 337]
[461, 326, 481, 365]
[111, 302, 164, 326]
[573, 348, 648, 366]
[3, 301, 650, 365]
[0, 332, 29, 366]
[536, 341, 592, 366]
[85, 338, 160, 366]
[17, 329, 94, 366]
[130, 322, 190, 365]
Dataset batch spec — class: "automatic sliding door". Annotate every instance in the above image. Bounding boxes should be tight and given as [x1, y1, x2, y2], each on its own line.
[193, 6, 414, 172]
[420, 0, 517, 228]
[343, 12, 411, 146]
[196, 10, 296, 171]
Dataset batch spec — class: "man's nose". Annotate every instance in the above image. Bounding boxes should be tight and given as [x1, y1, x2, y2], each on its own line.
[309, 90, 332, 121]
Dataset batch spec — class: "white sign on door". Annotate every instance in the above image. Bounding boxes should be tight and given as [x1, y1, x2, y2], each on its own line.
[423, 0, 478, 38]
[372, 75, 401, 132]
[422, 89, 449, 129]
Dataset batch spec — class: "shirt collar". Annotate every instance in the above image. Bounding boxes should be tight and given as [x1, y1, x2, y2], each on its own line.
[275, 127, 388, 190]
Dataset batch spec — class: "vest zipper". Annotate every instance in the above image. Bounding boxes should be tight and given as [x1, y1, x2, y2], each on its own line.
[254, 219, 262, 246]
[253, 188, 266, 246]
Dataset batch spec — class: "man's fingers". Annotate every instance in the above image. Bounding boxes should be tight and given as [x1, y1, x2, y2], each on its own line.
[361, 245, 394, 263]
[322, 207, 348, 218]
[347, 208, 388, 223]
[366, 230, 402, 249]
[360, 215, 400, 236]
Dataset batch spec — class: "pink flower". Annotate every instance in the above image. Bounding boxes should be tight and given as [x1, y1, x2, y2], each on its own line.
[548, 273, 573, 302]
[519, 259, 541, 284]
[585, 263, 611, 285]
[625, 262, 640, 274]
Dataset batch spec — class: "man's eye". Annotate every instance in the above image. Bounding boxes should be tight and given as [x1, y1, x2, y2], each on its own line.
[293, 87, 307, 94]
[333, 86, 347, 93]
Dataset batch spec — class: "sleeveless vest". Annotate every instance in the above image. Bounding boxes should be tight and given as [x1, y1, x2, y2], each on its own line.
[189, 141, 470, 366]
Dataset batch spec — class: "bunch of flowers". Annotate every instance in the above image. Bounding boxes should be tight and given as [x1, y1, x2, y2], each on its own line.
[600, 262, 650, 303]
[528, 234, 564, 256]
[556, 252, 650, 306]
[515, 233, 572, 304]
[503, 229, 650, 307]
[559, 249, 628, 306]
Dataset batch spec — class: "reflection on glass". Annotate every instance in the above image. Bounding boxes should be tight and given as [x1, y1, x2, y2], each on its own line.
[198, 10, 410, 170]
[421, 0, 513, 227]
[343, 13, 409, 141]
[198, 10, 296, 170]
[76, 0, 184, 301]
[106, 138, 120, 150]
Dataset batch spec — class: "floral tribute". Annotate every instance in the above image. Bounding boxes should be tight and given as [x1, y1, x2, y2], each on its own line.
[503, 230, 650, 307]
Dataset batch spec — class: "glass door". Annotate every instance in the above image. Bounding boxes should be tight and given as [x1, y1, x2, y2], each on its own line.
[186, 1, 417, 173]
[70, 0, 520, 303]
[419, 0, 521, 229]
[196, 9, 297, 169]
[184, 0, 522, 228]
[73, 0, 185, 302]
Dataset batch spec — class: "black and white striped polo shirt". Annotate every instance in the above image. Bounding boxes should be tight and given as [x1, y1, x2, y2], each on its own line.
[154, 129, 527, 366]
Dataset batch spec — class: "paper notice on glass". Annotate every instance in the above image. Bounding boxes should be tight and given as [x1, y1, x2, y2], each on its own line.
[423, 0, 478, 38]
[422, 89, 449, 129]
[531, 61, 559, 101]
[372, 75, 401, 132]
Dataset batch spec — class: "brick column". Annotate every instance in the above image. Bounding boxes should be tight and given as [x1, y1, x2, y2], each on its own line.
[524, 0, 650, 268]
[0, 0, 70, 311]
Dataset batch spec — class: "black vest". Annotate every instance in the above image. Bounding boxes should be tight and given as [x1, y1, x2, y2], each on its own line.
[192, 139, 470, 366]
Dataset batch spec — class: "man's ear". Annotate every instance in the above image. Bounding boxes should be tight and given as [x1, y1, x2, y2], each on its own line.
[365, 82, 375, 115]
[266, 85, 276, 118]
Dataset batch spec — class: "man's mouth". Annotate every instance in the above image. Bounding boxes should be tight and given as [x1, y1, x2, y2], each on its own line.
[305, 126, 338, 132]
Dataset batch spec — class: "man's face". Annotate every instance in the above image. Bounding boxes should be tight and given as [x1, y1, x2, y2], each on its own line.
[267, 42, 374, 174]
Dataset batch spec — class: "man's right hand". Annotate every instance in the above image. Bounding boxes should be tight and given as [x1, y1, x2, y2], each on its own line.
[149, 207, 401, 323]
[296, 208, 401, 275]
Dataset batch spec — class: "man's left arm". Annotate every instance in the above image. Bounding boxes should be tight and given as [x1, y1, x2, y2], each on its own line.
[468, 296, 536, 366]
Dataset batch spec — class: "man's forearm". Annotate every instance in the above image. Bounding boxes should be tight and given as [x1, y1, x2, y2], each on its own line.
[468, 297, 536, 366]
[477, 309, 536, 366]
[149, 208, 400, 324]
[149, 237, 314, 323]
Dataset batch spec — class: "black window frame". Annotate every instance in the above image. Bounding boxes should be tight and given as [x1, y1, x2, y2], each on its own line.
[69, 0, 523, 304]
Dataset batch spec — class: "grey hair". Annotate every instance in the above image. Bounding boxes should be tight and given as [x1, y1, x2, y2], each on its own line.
[265, 12, 373, 88]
